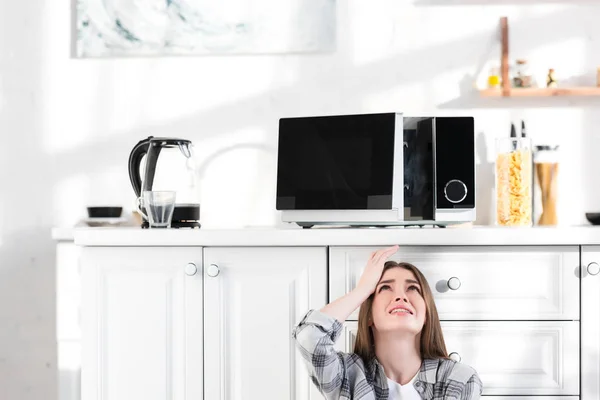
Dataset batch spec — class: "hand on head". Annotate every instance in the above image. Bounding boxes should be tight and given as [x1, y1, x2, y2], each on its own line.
[356, 245, 399, 295]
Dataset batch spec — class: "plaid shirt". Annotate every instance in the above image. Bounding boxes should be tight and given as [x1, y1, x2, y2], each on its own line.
[293, 309, 483, 400]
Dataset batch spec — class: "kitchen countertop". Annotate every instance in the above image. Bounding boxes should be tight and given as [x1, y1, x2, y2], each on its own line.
[59, 225, 600, 247]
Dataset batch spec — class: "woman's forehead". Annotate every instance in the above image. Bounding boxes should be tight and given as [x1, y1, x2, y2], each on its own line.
[380, 266, 417, 282]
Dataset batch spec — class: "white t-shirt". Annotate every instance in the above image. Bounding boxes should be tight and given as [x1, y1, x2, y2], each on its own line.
[386, 372, 422, 400]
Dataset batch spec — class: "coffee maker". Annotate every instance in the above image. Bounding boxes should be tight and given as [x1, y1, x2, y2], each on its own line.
[128, 136, 201, 228]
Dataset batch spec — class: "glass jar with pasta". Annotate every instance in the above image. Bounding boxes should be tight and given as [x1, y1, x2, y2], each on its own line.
[495, 137, 533, 227]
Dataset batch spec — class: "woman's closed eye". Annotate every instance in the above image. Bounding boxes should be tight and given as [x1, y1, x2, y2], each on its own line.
[408, 285, 421, 293]
[378, 284, 391, 292]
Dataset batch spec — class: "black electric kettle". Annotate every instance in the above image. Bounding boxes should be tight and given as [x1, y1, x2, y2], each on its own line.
[128, 136, 201, 228]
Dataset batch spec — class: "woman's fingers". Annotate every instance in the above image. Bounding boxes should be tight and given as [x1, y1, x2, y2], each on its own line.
[385, 245, 399, 254]
[358, 246, 401, 294]
[373, 245, 399, 265]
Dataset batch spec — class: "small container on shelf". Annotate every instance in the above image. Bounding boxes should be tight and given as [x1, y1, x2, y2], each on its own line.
[495, 137, 533, 227]
[512, 59, 534, 88]
[487, 67, 501, 88]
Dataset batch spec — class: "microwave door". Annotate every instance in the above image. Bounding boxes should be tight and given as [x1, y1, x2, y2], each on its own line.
[276, 114, 396, 211]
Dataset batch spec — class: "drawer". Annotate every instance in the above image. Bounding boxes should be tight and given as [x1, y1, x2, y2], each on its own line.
[336, 321, 579, 396]
[329, 246, 579, 321]
[481, 396, 579, 400]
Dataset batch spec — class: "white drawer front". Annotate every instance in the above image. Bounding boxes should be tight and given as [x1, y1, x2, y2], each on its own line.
[329, 246, 579, 321]
[482, 397, 577, 400]
[337, 321, 579, 396]
[442, 321, 579, 396]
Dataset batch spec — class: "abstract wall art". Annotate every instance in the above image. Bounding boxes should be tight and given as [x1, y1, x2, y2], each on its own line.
[76, 0, 336, 57]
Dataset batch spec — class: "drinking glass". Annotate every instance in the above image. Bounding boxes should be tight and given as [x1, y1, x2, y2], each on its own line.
[138, 191, 176, 228]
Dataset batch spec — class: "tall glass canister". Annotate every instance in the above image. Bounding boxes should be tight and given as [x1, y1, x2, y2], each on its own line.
[495, 137, 533, 226]
[534, 145, 560, 225]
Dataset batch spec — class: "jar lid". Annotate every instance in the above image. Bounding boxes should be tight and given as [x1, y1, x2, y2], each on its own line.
[534, 145, 560, 151]
[534, 146, 560, 163]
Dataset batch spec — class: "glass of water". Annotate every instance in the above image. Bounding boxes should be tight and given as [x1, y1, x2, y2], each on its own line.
[138, 191, 176, 228]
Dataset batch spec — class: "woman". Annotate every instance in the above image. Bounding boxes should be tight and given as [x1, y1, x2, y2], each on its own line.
[293, 245, 482, 400]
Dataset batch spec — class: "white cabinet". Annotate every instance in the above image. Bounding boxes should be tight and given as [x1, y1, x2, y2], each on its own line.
[203, 247, 327, 400]
[330, 246, 580, 321]
[81, 247, 203, 400]
[72, 238, 597, 400]
[581, 246, 600, 400]
[331, 245, 581, 397]
[337, 321, 579, 396]
[56, 241, 82, 400]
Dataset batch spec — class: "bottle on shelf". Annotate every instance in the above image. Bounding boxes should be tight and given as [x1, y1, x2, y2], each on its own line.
[546, 68, 558, 88]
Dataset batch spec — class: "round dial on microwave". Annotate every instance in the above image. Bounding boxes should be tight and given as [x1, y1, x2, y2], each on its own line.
[444, 179, 467, 204]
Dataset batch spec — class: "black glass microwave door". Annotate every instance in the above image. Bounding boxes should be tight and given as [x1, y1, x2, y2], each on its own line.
[276, 114, 395, 210]
[435, 117, 475, 209]
[403, 118, 434, 221]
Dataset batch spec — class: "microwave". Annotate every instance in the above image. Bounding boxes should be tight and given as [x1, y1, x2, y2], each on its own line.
[275, 113, 476, 228]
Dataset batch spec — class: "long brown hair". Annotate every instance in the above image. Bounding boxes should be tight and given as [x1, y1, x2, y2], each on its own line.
[354, 261, 448, 363]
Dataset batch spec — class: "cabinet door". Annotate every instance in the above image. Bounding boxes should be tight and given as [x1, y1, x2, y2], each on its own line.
[203, 247, 327, 400]
[81, 247, 203, 400]
[338, 321, 579, 396]
[330, 246, 579, 321]
[581, 246, 600, 400]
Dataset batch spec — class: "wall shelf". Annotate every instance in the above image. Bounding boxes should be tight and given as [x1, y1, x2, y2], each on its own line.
[479, 16, 600, 98]
[480, 87, 600, 97]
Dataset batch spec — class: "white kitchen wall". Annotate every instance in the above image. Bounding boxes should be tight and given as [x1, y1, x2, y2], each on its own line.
[2, 0, 600, 398]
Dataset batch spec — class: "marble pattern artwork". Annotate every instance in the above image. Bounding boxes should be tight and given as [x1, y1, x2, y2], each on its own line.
[76, 0, 336, 57]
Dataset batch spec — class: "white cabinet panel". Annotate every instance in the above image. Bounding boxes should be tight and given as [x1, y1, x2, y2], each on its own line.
[81, 247, 203, 400]
[56, 241, 83, 400]
[57, 242, 82, 340]
[58, 340, 81, 400]
[582, 246, 600, 400]
[482, 397, 577, 400]
[442, 321, 579, 396]
[203, 247, 327, 400]
[338, 321, 579, 396]
[330, 246, 579, 321]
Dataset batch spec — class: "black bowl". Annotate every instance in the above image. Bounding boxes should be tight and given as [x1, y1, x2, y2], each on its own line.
[585, 213, 600, 225]
[87, 206, 123, 219]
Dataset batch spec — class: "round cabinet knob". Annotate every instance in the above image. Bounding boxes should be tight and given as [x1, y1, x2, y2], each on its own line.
[449, 352, 462, 362]
[185, 263, 197, 276]
[447, 277, 461, 290]
[444, 180, 467, 204]
[588, 262, 600, 276]
[206, 264, 220, 277]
